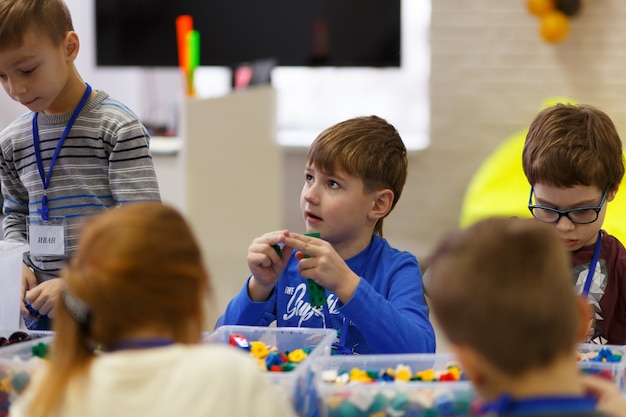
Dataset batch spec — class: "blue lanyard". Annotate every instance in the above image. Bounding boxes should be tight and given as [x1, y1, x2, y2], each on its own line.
[481, 394, 597, 416]
[328, 242, 374, 355]
[319, 293, 353, 354]
[582, 231, 603, 298]
[32, 84, 92, 220]
[331, 315, 352, 355]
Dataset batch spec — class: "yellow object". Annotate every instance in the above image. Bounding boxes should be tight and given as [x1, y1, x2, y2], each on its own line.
[287, 349, 307, 363]
[417, 369, 435, 381]
[540, 11, 570, 43]
[0, 376, 12, 392]
[459, 97, 626, 244]
[446, 366, 462, 381]
[527, 0, 555, 17]
[249, 341, 269, 359]
[394, 365, 412, 382]
[348, 367, 372, 383]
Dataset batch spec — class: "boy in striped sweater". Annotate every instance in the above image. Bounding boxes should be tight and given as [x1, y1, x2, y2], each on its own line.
[0, 0, 161, 329]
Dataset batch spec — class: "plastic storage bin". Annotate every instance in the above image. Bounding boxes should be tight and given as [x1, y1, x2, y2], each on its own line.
[0, 242, 29, 330]
[577, 343, 626, 390]
[206, 325, 336, 417]
[311, 353, 477, 417]
[0, 329, 54, 348]
[0, 334, 52, 413]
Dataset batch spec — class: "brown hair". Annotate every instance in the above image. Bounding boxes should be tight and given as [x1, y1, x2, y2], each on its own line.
[428, 217, 579, 377]
[522, 103, 625, 191]
[29, 202, 211, 417]
[307, 115, 407, 236]
[0, 0, 73, 49]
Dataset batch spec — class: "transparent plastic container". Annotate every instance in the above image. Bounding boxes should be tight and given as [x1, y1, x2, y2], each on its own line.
[0, 334, 52, 412]
[311, 353, 478, 417]
[0, 242, 29, 330]
[0, 329, 54, 348]
[578, 342, 626, 390]
[206, 325, 336, 417]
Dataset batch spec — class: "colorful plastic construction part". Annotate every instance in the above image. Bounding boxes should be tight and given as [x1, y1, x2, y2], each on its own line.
[287, 348, 308, 363]
[249, 341, 269, 359]
[591, 348, 622, 363]
[326, 362, 465, 384]
[394, 364, 412, 382]
[31, 342, 49, 359]
[24, 303, 40, 318]
[228, 334, 250, 350]
[241, 340, 310, 372]
[10, 372, 30, 393]
[304, 232, 327, 307]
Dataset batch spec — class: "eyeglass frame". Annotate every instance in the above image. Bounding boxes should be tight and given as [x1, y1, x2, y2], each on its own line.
[527, 187, 608, 225]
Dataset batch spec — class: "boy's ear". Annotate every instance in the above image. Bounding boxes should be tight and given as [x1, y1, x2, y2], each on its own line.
[63, 31, 80, 61]
[607, 186, 619, 203]
[369, 189, 394, 220]
[450, 344, 487, 388]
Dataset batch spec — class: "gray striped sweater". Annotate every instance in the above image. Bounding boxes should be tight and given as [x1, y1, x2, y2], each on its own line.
[0, 90, 161, 276]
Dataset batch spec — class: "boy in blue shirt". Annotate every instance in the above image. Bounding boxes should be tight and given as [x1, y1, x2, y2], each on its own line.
[217, 115, 435, 354]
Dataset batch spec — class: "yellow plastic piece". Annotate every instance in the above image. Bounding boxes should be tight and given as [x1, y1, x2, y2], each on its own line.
[287, 348, 307, 363]
[417, 368, 435, 381]
[446, 366, 462, 381]
[394, 364, 412, 382]
[249, 341, 269, 359]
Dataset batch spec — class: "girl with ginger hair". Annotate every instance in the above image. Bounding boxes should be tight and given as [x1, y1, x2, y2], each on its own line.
[10, 202, 296, 417]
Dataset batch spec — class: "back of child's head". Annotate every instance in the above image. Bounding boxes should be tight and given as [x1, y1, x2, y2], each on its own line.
[59, 202, 210, 348]
[428, 217, 580, 377]
[28, 202, 212, 417]
[0, 0, 73, 49]
[522, 103, 625, 191]
[307, 115, 407, 236]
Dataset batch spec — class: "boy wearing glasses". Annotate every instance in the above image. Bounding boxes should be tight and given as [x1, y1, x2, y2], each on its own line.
[522, 103, 626, 345]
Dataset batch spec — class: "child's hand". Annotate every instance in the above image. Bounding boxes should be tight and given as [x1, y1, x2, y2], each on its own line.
[24, 278, 64, 319]
[20, 264, 38, 321]
[247, 230, 293, 301]
[581, 374, 626, 417]
[283, 232, 360, 303]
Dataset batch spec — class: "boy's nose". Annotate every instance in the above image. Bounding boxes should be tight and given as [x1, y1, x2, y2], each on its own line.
[555, 215, 576, 232]
[302, 184, 319, 203]
[7, 78, 27, 98]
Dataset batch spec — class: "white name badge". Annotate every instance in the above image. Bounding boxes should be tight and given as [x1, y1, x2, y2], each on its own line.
[27, 217, 66, 256]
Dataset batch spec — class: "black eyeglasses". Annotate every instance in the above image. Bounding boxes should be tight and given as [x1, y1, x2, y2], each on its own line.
[528, 187, 608, 225]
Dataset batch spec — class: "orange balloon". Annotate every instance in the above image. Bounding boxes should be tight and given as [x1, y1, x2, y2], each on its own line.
[527, 0, 556, 16]
[540, 11, 570, 43]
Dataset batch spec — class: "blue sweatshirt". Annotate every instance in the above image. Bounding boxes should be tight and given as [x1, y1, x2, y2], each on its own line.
[217, 235, 436, 354]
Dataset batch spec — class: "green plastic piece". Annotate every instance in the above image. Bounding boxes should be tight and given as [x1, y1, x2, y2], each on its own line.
[304, 232, 326, 307]
[31, 342, 49, 359]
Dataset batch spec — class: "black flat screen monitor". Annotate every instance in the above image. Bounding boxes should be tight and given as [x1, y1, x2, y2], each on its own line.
[95, 0, 401, 68]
